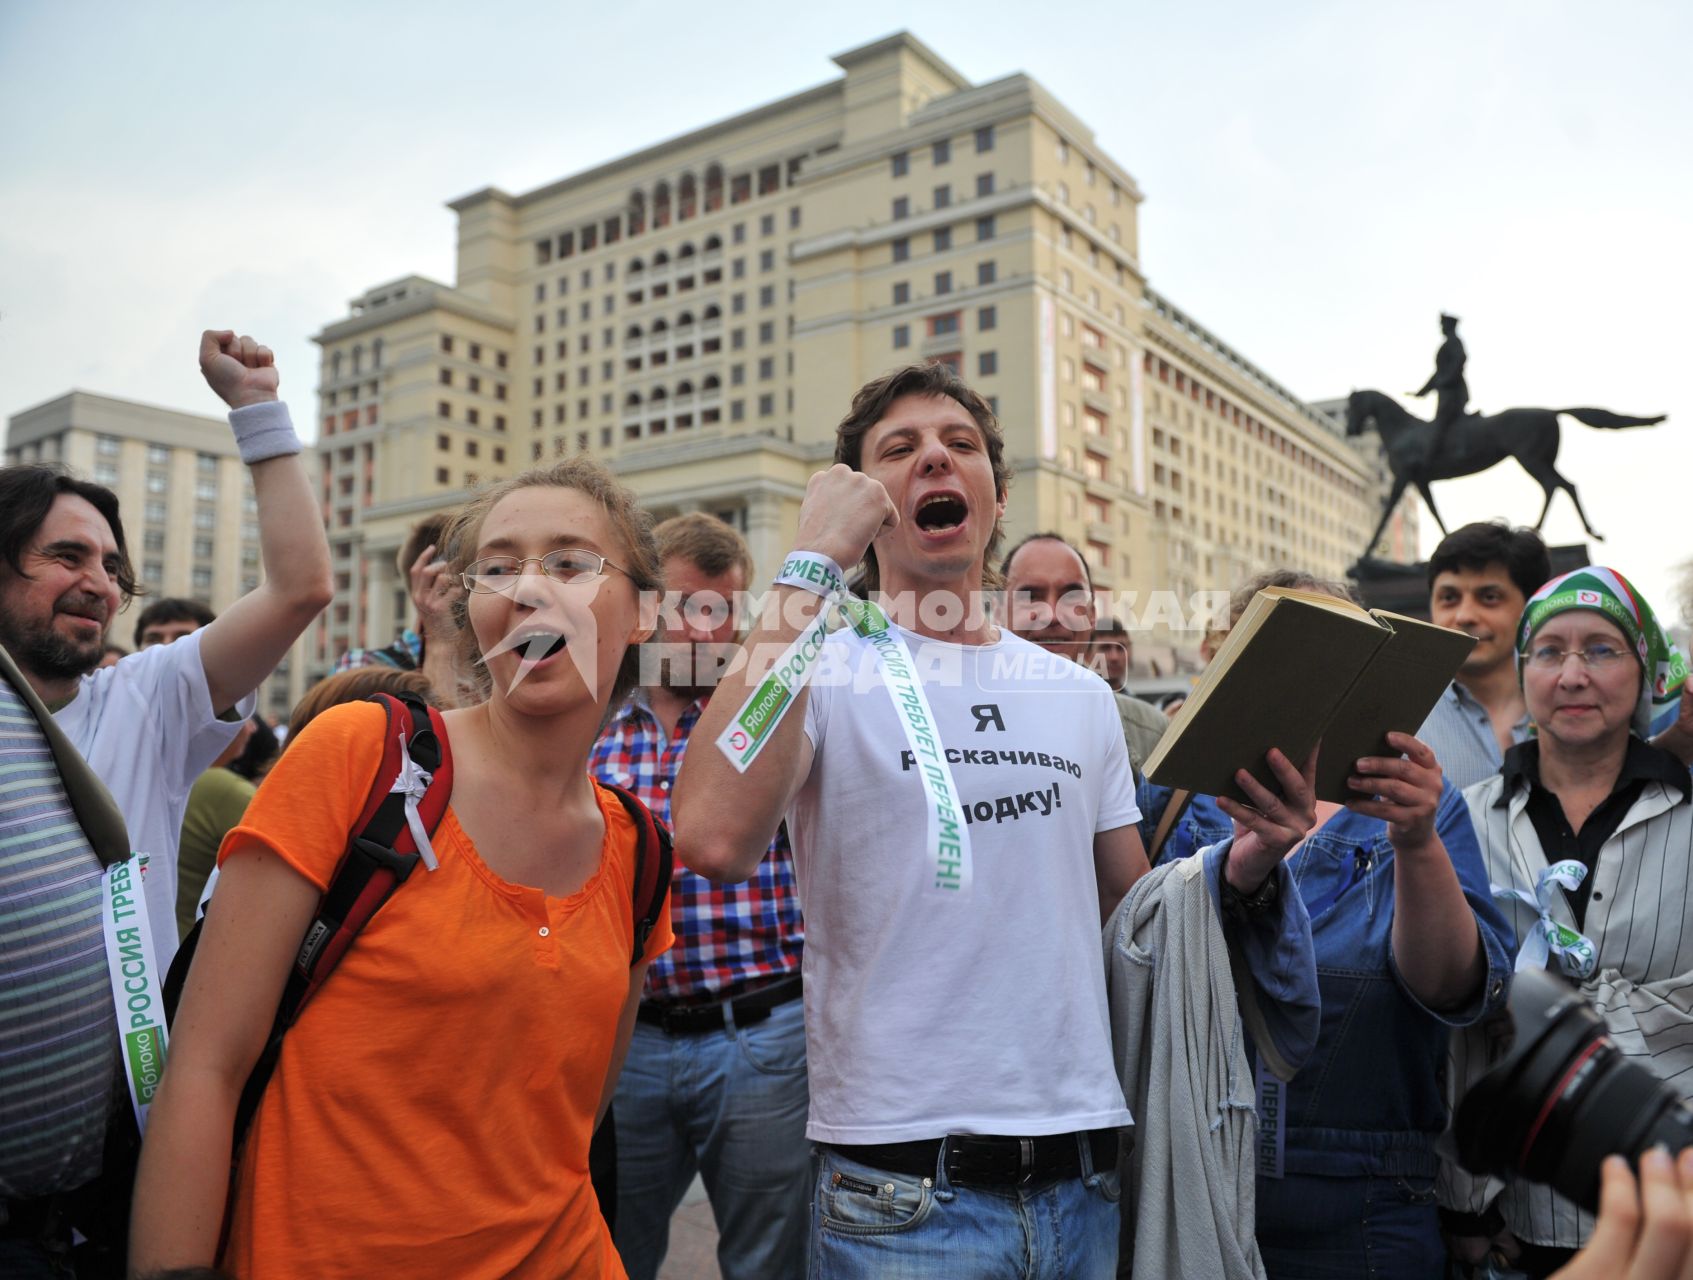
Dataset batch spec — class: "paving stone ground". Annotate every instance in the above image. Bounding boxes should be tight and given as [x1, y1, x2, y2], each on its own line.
[654, 1176, 722, 1280]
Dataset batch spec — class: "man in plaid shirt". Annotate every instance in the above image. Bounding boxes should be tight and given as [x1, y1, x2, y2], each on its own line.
[590, 513, 807, 1280]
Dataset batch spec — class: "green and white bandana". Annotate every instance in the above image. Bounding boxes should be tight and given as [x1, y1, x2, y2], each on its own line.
[1517, 566, 1688, 737]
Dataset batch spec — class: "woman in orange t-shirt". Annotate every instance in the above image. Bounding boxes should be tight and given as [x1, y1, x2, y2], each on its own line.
[132, 459, 673, 1279]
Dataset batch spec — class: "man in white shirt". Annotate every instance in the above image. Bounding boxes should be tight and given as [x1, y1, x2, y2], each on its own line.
[0, 331, 332, 959]
[676, 362, 1318, 1279]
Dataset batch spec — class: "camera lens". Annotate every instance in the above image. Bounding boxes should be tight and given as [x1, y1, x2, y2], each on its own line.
[1454, 968, 1693, 1210]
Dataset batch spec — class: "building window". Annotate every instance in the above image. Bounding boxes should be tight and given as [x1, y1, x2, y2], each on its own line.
[976, 173, 995, 198]
[933, 227, 952, 252]
[439, 369, 452, 386]
[929, 312, 961, 337]
[893, 282, 910, 305]
[976, 215, 996, 241]
[97, 434, 120, 457]
[891, 236, 910, 263]
[95, 463, 118, 486]
[194, 508, 215, 530]
[437, 433, 450, 450]
[978, 304, 997, 331]
[143, 529, 165, 552]
[146, 473, 167, 494]
[194, 536, 215, 561]
[892, 197, 910, 221]
[975, 125, 995, 153]
[758, 285, 775, 308]
[891, 151, 909, 177]
[758, 321, 775, 344]
[759, 249, 775, 272]
[441, 335, 454, 354]
[893, 324, 910, 349]
[760, 213, 775, 236]
[978, 351, 998, 377]
[758, 357, 775, 380]
[145, 500, 167, 523]
[934, 271, 953, 295]
[933, 139, 951, 165]
[757, 394, 775, 417]
[436, 468, 450, 484]
[789, 206, 802, 229]
[977, 261, 997, 286]
[438, 401, 451, 418]
[933, 185, 951, 210]
[147, 445, 170, 465]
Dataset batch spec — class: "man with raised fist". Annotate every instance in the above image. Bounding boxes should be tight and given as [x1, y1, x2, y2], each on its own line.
[676, 362, 1318, 1279]
[0, 331, 332, 962]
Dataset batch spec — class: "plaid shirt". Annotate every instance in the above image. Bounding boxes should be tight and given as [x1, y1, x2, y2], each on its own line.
[590, 692, 803, 1001]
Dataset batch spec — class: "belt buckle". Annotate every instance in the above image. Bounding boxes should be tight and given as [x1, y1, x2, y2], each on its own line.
[1017, 1136, 1035, 1186]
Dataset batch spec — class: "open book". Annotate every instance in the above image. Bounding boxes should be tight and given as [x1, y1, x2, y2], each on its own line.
[1143, 586, 1476, 803]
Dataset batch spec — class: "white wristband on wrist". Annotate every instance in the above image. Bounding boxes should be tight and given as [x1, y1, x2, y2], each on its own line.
[774, 550, 848, 600]
[229, 401, 303, 465]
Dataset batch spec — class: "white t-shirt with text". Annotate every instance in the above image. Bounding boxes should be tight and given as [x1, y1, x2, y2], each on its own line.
[793, 623, 1139, 1144]
[54, 628, 253, 958]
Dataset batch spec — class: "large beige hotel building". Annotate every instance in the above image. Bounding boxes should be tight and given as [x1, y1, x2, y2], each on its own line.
[310, 33, 1411, 681]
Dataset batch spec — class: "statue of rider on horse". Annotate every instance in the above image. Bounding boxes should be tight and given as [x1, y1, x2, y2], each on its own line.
[1345, 314, 1666, 563]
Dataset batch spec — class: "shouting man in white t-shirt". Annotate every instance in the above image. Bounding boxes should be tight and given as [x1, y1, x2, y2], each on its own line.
[676, 362, 1320, 1279]
[0, 331, 332, 961]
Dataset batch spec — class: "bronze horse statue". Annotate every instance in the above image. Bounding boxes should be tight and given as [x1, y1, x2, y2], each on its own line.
[1345, 389, 1664, 557]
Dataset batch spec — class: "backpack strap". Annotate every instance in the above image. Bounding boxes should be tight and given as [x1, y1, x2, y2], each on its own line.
[600, 784, 672, 966]
[230, 690, 452, 1144]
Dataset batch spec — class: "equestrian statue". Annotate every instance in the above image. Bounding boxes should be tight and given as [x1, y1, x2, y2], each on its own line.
[1345, 313, 1665, 562]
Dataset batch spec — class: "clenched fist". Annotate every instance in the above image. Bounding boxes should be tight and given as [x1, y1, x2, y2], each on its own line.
[200, 330, 280, 410]
[792, 464, 899, 571]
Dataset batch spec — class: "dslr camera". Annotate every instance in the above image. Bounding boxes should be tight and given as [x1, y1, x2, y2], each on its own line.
[1455, 967, 1693, 1210]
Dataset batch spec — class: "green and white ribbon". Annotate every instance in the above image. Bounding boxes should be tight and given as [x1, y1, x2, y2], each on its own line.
[101, 853, 170, 1129]
[1495, 860, 1598, 981]
[717, 575, 973, 895]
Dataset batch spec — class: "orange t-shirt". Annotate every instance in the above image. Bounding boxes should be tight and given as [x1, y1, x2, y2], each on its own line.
[214, 702, 672, 1279]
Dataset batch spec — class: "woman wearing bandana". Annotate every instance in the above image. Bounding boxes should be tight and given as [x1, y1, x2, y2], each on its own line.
[1444, 567, 1693, 1276]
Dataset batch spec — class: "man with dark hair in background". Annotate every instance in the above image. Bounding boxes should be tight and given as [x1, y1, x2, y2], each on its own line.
[335, 511, 463, 705]
[591, 512, 808, 1280]
[132, 597, 217, 649]
[1418, 521, 1552, 788]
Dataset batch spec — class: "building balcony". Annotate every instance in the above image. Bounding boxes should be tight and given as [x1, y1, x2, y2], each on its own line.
[1081, 346, 1110, 374]
[1083, 389, 1113, 417]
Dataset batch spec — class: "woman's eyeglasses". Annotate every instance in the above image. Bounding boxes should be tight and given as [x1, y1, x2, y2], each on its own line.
[461, 549, 628, 594]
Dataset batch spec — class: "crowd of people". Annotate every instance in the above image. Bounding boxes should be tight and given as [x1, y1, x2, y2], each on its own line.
[2, 335, 1693, 1280]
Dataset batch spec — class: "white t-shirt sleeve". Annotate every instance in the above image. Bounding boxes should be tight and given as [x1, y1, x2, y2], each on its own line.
[114, 629, 255, 794]
[1094, 688, 1140, 832]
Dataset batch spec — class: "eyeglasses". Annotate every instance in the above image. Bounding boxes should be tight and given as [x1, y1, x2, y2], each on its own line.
[1525, 642, 1631, 671]
[461, 549, 629, 594]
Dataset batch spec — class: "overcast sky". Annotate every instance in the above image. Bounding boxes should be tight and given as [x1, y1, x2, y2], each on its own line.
[3, 1, 1687, 616]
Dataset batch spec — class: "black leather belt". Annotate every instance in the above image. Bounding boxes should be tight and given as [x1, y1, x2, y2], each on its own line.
[826, 1128, 1120, 1188]
[637, 976, 802, 1034]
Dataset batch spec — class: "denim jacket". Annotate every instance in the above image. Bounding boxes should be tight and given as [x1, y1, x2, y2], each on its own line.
[1141, 775, 1513, 1174]
[1274, 781, 1512, 1178]
[1136, 778, 1233, 867]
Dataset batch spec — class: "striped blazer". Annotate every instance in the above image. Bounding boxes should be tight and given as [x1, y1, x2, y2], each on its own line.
[1440, 760, 1693, 1248]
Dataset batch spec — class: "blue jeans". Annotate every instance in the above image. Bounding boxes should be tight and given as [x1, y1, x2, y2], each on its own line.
[611, 995, 810, 1280]
[808, 1139, 1120, 1280]
[1257, 1168, 1444, 1280]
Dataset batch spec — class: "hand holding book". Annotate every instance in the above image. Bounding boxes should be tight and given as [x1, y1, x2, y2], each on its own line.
[1217, 743, 1320, 895]
[1346, 731, 1443, 856]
